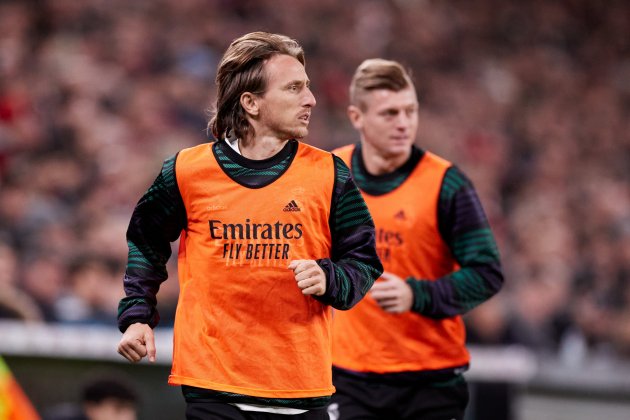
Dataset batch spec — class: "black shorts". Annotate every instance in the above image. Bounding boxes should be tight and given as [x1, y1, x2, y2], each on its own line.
[185, 401, 329, 420]
[328, 370, 469, 420]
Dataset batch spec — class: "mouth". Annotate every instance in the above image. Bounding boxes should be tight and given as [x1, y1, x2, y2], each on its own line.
[298, 113, 310, 123]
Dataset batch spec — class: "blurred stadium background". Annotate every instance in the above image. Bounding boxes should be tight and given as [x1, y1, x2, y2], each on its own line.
[0, 0, 629, 419]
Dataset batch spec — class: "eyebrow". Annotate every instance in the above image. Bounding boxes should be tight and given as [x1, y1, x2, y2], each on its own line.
[284, 79, 310, 88]
[379, 102, 417, 111]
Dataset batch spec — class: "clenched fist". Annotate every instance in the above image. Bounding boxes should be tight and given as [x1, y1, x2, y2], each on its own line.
[288, 259, 327, 296]
[117, 322, 156, 363]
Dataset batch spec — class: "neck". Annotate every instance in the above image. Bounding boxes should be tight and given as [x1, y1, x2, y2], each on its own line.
[360, 141, 411, 176]
[239, 136, 290, 160]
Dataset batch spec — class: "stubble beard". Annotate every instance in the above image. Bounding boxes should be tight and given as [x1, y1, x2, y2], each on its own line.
[290, 126, 308, 140]
[260, 112, 309, 140]
[275, 124, 308, 141]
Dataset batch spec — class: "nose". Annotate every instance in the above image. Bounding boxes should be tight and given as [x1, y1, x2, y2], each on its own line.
[303, 87, 316, 108]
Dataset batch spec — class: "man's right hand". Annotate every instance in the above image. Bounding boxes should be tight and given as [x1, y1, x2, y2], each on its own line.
[117, 322, 156, 363]
[370, 272, 414, 314]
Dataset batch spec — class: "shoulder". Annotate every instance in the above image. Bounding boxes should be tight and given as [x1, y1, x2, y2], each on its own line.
[327, 155, 352, 187]
[443, 165, 472, 186]
[298, 141, 332, 156]
[423, 150, 453, 170]
[296, 142, 336, 167]
[331, 144, 355, 165]
[331, 144, 355, 156]
[174, 142, 215, 174]
[177, 142, 214, 160]
[439, 165, 475, 202]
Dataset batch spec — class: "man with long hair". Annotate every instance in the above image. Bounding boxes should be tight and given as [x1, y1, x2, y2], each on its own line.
[116, 32, 382, 419]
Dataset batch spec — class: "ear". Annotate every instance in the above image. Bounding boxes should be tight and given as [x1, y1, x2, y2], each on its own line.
[240, 92, 260, 117]
[347, 105, 363, 130]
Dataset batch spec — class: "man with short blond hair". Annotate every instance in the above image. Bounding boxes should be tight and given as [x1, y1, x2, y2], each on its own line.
[328, 58, 504, 420]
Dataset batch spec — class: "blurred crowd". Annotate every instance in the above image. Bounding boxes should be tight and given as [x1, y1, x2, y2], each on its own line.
[1, 0, 629, 363]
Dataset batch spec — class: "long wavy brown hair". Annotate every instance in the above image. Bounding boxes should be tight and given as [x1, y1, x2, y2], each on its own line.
[208, 32, 305, 141]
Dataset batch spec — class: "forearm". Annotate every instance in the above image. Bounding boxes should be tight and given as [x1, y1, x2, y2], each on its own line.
[118, 237, 171, 332]
[414, 165, 504, 318]
[118, 218, 176, 331]
[118, 155, 186, 332]
[407, 262, 503, 318]
[314, 156, 383, 309]
[316, 255, 381, 310]
[316, 209, 383, 310]
[118, 273, 163, 332]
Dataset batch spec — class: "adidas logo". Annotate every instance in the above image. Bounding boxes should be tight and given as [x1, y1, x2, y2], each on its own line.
[283, 200, 301, 212]
[394, 210, 406, 220]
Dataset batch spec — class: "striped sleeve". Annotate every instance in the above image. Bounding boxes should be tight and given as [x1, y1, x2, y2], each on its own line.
[117, 155, 187, 332]
[406, 166, 503, 318]
[315, 156, 383, 310]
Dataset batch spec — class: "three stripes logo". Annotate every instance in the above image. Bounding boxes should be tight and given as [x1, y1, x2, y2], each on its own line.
[283, 200, 301, 212]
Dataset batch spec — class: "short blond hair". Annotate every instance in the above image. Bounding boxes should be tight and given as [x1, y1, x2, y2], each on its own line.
[349, 58, 414, 110]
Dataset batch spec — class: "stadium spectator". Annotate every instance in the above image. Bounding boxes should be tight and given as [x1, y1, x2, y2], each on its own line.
[43, 376, 139, 420]
[55, 254, 121, 324]
[0, 238, 42, 321]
